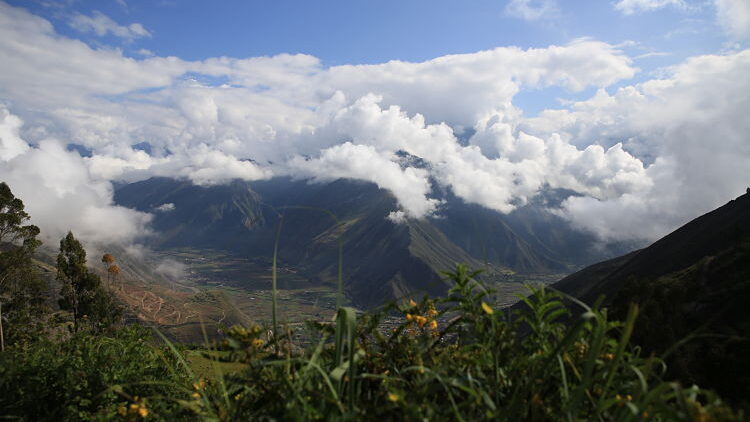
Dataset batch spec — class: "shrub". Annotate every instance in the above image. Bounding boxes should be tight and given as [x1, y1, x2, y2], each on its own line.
[168, 264, 745, 421]
[0, 325, 191, 421]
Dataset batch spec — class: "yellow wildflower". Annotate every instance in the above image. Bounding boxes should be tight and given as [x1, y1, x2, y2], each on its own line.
[192, 392, 201, 399]
[252, 338, 264, 347]
[409, 299, 417, 307]
[429, 319, 438, 330]
[426, 306, 438, 317]
[387, 392, 400, 402]
[415, 315, 428, 327]
[118, 406, 127, 416]
[405, 313, 413, 321]
[481, 302, 494, 315]
[138, 407, 149, 418]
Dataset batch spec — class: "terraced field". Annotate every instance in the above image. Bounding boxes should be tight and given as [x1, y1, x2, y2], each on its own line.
[64, 246, 566, 343]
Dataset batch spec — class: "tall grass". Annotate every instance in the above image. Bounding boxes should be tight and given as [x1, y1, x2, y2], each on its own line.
[153, 264, 743, 421]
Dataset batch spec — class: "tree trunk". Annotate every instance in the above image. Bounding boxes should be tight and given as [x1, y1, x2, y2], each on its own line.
[0, 301, 5, 352]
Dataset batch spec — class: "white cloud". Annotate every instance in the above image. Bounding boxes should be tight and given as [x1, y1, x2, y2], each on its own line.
[69, 10, 151, 40]
[323, 39, 635, 127]
[634, 51, 672, 59]
[715, 0, 750, 39]
[287, 141, 442, 219]
[387, 210, 407, 224]
[614, 0, 687, 15]
[155, 258, 187, 280]
[524, 49, 750, 241]
[0, 106, 29, 160]
[505, 0, 560, 21]
[0, 106, 152, 246]
[154, 203, 175, 212]
[1, 1, 748, 247]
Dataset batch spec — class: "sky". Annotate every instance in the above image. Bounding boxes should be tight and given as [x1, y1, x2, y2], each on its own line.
[0, 0, 749, 250]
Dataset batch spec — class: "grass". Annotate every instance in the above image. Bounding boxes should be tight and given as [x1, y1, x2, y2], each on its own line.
[2, 262, 745, 421]
[138, 263, 743, 421]
[185, 350, 247, 380]
[24, 204, 740, 420]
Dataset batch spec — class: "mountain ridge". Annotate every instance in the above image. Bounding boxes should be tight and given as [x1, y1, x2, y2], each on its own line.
[114, 176, 629, 306]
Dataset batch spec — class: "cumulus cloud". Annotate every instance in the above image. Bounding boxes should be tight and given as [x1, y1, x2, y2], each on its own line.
[1, 1, 748, 248]
[69, 10, 151, 40]
[154, 203, 175, 212]
[0, 106, 29, 161]
[614, 0, 687, 15]
[523, 49, 750, 241]
[323, 39, 635, 127]
[0, 106, 152, 246]
[287, 141, 442, 219]
[715, 0, 750, 39]
[505, 0, 560, 21]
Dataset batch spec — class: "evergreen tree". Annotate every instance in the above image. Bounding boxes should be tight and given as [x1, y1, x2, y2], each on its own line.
[57, 232, 121, 332]
[0, 182, 45, 350]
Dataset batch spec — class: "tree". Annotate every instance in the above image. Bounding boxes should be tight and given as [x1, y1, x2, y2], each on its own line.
[101, 253, 114, 267]
[107, 264, 121, 290]
[57, 232, 121, 332]
[101, 253, 121, 288]
[0, 182, 45, 350]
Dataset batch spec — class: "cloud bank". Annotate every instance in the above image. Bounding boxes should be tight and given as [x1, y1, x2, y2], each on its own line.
[69, 10, 151, 40]
[715, 0, 750, 39]
[614, 0, 687, 15]
[0, 1, 748, 247]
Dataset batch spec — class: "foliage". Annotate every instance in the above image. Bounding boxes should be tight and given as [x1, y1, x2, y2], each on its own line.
[57, 231, 122, 332]
[162, 264, 743, 421]
[0, 325, 192, 421]
[611, 237, 750, 404]
[0, 261, 744, 421]
[0, 181, 45, 349]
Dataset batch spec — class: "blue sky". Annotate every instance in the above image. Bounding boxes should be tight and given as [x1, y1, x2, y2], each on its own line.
[12, 0, 728, 63]
[0, 0, 749, 246]
[10, 0, 734, 115]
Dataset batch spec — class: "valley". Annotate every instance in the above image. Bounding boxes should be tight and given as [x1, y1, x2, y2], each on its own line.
[133, 246, 564, 342]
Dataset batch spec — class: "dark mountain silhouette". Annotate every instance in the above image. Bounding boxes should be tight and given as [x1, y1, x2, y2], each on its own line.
[553, 190, 750, 403]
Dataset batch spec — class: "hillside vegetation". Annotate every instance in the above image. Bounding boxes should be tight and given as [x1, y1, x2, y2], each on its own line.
[2, 181, 748, 420]
[554, 191, 750, 403]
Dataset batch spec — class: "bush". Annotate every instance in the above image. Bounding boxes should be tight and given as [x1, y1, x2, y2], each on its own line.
[0, 325, 191, 421]
[168, 264, 744, 421]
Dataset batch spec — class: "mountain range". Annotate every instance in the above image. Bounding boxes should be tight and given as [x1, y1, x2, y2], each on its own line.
[114, 176, 630, 307]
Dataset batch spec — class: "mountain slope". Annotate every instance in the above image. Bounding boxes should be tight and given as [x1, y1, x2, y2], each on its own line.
[115, 177, 628, 306]
[555, 190, 750, 304]
[115, 177, 494, 307]
[553, 189, 750, 402]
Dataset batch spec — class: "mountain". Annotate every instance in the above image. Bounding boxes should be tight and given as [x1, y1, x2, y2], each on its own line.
[553, 189, 750, 402]
[114, 177, 629, 307]
[554, 189, 750, 304]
